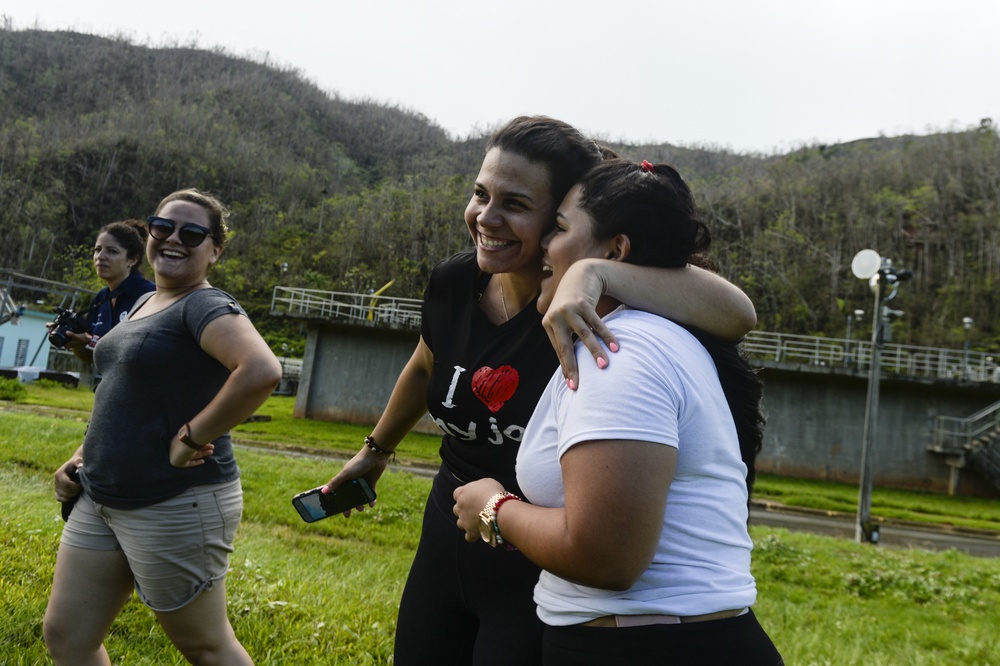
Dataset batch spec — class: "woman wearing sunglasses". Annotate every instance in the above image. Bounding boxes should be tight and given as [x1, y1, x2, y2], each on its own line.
[47, 219, 155, 366]
[45, 189, 283, 665]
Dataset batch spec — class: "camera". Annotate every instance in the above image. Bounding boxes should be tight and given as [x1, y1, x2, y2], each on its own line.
[48, 307, 91, 348]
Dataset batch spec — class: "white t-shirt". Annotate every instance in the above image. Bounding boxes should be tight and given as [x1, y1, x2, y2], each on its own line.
[516, 307, 757, 626]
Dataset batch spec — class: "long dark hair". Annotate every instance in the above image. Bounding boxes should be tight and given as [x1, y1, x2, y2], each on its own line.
[577, 159, 765, 495]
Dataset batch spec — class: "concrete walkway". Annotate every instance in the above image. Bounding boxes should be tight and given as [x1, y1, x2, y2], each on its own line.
[749, 503, 1000, 558]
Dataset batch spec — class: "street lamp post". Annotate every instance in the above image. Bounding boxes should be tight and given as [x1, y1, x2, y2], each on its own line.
[962, 317, 974, 380]
[857, 280, 884, 544]
[850, 250, 911, 544]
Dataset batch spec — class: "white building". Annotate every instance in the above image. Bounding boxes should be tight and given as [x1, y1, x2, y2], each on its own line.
[1, 270, 95, 379]
[0, 307, 54, 369]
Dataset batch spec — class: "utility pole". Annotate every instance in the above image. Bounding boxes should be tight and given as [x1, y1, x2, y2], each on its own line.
[851, 250, 911, 544]
[856, 285, 883, 544]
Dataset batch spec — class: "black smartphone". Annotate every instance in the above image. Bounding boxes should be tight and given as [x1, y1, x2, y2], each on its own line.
[61, 465, 82, 523]
[292, 479, 377, 522]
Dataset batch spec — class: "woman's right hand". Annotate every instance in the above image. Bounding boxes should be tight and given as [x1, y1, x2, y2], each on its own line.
[542, 259, 619, 389]
[322, 447, 389, 517]
[54, 460, 83, 503]
[168, 438, 215, 468]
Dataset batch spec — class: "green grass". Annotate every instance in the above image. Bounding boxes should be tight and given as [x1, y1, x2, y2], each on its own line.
[231, 396, 442, 465]
[3, 385, 1000, 664]
[0, 435, 427, 664]
[753, 474, 1000, 533]
[8, 383, 444, 466]
[12, 382, 999, 532]
[2, 378, 95, 411]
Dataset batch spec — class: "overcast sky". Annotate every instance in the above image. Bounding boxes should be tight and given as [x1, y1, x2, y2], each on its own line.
[4, 0, 998, 154]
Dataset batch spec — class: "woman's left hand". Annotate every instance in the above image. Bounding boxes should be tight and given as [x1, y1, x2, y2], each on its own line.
[453, 478, 506, 542]
[169, 438, 215, 468]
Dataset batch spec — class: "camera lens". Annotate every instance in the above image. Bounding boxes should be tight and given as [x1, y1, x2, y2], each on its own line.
[48, 327, 69, 348]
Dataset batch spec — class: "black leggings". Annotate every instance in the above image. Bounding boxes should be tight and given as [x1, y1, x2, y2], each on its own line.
[542, 609, 783, 666]
[393, 466, 544, 666]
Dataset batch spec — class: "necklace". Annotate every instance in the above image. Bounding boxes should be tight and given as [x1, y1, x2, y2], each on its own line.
[499, 278, 510, 322]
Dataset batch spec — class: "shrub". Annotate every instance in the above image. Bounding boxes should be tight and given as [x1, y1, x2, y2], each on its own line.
[0, 378, 27, 401]
[32, 378, 73, 390]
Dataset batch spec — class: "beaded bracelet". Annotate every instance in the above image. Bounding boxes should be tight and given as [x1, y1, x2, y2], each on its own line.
[492, 492, 521, 551]
[493, 492, 521, 516]
[365, 435, 396, 461]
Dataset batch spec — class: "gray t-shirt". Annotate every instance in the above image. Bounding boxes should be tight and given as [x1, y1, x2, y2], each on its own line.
[81, 288, 245, 509]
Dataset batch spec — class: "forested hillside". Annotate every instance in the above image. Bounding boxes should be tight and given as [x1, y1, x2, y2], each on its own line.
[652, 130, 1000, 348]
[2, 27, 997, 353]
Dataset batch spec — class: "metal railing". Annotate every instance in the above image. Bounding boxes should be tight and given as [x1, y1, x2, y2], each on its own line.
[742, 330, 998, 383]
[271, 287, 999, 383]
[930, 400, 1000, 453]
[1, 269, 97, 321]
[271, 287, 423, 329]
[277, 357, 302, 380]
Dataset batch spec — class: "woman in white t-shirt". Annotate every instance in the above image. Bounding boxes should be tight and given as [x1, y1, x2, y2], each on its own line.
[454, 159, 783, 665]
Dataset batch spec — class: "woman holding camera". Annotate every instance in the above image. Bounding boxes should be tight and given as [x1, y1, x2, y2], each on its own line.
[51, 219, 155, 364]
[44, 189, 283, 665]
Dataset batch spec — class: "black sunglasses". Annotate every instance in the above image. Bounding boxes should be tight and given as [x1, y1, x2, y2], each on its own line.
[146, 216, 213, 247]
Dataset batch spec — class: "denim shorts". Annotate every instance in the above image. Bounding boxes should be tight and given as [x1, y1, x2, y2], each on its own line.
[60, 479, 243, 611]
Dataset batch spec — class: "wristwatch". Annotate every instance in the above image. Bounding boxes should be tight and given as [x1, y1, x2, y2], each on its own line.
[478, 492, 521, 549]
[178, 422, 203, 450]
[478, 493, 505, 547]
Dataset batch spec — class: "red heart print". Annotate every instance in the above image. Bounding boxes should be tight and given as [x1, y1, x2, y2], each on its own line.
[472, 365, 519, 413]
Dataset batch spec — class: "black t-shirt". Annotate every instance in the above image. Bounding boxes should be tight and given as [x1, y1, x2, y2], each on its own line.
[421, 251, 558, 492]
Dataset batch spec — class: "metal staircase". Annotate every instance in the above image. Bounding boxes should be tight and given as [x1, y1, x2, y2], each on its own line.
[1, 270, 96, 327]
[0, 288, 21, 325]
[968, 425, 1000, 490]
[928, 400, 1000, 494]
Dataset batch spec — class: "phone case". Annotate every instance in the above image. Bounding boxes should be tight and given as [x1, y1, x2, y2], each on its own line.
[292, 478, 376, 522]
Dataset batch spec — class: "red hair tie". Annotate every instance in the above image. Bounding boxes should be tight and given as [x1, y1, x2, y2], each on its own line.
[641, 160, 655, 173]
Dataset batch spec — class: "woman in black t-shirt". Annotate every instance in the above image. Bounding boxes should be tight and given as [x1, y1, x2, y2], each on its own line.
[321, 116, 758, 666]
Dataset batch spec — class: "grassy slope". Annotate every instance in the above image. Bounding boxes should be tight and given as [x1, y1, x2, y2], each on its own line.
[2, 383, 1000, 664]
